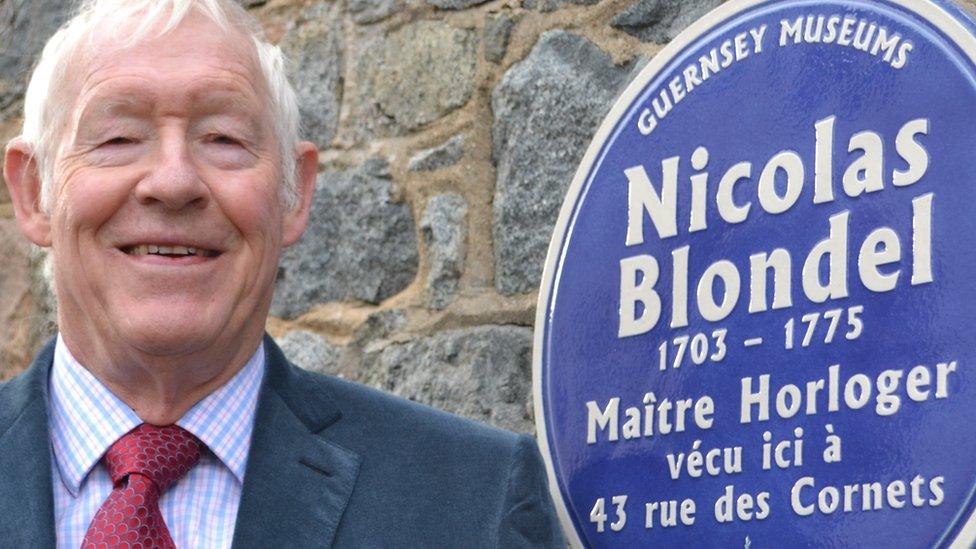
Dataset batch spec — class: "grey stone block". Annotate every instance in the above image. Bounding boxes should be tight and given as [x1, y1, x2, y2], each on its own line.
[351, 309, 408, 352]
[407, 135, 465, 172]
[279, 4, 343, 148]
[523, 0, 597, 13]
[359, 326, 535, 433]
[278, 330, 342, 375]
[349, 0, 399, 25]
[483, 12, 517, 64]
[491, 31, 636, 294]
[271, 158, 418, 318]
[0, 0, 72, 116]
[612, 0, 725, 44]
[426, 0, 490, 10]
[355, 21, 478, 137]
[28, 248, 57, 357]
[421, 194, 467, 309]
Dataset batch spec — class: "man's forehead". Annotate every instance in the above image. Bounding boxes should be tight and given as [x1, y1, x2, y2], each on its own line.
[65, 20, 268, 123]
[70, 11, 260, 88]
[78, 85, 263, 118]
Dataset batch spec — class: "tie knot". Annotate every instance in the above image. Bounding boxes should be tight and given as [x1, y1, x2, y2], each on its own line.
[104, 423, 202, 492]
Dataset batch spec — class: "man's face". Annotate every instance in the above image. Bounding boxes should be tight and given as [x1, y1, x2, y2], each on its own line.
[43, 15, 304, 360]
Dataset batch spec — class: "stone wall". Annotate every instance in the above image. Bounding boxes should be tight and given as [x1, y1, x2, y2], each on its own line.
[2, 0, 975, 435]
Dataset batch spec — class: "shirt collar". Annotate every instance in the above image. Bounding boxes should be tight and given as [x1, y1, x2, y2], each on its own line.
[48, 335, 265, 496]
[177, 342, 264, 483]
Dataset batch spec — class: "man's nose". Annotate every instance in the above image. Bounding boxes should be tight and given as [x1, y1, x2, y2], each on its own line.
[134, 136, 209, 210]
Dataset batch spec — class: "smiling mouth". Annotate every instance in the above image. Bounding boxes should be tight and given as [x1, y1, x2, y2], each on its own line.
[121, 244, 220, 258]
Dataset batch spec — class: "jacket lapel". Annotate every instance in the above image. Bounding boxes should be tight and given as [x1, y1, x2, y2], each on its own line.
[0, 340, 57, 547]
[231, 335, 361, 549]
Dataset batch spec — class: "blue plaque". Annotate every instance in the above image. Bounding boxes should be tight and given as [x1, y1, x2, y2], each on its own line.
[534, 0, 976, 546]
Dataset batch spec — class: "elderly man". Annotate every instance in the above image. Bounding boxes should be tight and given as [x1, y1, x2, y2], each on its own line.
[0, 0, 564, 546]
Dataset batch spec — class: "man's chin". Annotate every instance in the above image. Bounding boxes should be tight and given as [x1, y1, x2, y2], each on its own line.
[118, 320, 228, 359]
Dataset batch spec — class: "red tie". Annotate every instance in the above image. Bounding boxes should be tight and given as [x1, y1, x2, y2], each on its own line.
[81, 423, 202, 549]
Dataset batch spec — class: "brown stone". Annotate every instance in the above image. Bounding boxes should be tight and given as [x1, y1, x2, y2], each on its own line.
[0, 218, 34, 379]
[353, 21, 478, 138]
[0, 118, 22, 204]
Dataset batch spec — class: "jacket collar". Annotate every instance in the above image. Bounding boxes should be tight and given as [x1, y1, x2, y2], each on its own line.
[231, 334, 361, 548]
[0, 338, 57, 547]
[0, 334, 361, 548]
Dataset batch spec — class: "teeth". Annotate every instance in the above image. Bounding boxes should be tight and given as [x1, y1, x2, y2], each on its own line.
[126, 244, 216, 257]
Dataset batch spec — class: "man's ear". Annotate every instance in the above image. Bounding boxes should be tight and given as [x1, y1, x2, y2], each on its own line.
[3, 139, 52, 247]
[282, 141, 318, 247]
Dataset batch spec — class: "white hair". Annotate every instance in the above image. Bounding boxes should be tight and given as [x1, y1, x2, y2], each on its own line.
[19, 0, 302, 211]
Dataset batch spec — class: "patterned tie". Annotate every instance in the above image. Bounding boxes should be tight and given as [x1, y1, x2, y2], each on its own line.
[81, 423, 202, 549]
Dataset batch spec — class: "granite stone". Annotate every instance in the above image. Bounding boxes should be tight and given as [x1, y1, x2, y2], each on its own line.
[407, 135, 465, 172]
[355, 21, 477, 137]
[0, 218, 33, 378]
[279, 3, 343, 148]
[483, 12, 517, 63]
[420, 194, 467, 309]
[522, 0, 597, 13]
[611, 0, 726, 44]
[278, 329, 342, 375]
[349, 0, 399, 25]
[358, 326, 535, 433]
[491, 31, 636, 294]
[426, 0, 490, 10]
[271, 158, 418, 318]
[0, 0, 72, 116]
[29, 247, 57, 351]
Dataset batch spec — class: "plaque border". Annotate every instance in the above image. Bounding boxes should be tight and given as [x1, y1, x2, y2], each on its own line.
[531, 0, 976, 546]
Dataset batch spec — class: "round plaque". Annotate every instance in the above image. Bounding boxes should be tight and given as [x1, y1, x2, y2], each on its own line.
[534, 0, 976, 546]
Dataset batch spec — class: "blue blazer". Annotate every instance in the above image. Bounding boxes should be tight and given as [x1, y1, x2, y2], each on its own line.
[0, 336, 566, 547]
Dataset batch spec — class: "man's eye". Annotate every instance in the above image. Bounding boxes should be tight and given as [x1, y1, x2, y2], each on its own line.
[211, 134, 241, 146]
[102, 137, 136, 146]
